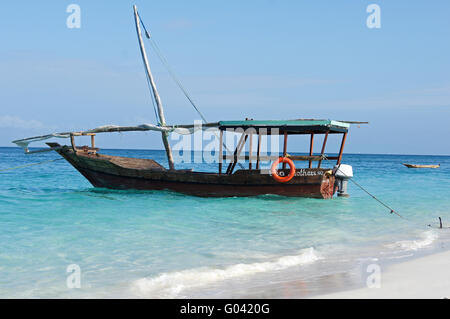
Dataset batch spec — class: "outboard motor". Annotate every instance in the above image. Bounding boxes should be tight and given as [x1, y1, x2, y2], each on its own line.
[333, 164, 353, 197]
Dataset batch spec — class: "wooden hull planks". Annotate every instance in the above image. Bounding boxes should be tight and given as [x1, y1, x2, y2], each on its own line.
[49, 143, 336, 198]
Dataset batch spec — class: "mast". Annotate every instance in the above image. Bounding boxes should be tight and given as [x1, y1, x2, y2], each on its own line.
[133, 5, 175, 170]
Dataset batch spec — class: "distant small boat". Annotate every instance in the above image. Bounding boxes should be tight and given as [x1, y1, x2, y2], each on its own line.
[403, 163, 440, 169]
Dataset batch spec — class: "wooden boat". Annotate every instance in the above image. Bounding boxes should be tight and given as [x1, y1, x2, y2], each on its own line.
[12, 6, 365, 199]
[40, 119, 349, 198]
[403, 163, 440, 169]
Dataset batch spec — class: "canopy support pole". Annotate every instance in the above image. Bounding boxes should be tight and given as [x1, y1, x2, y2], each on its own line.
[226, 133, 247, 175]
[133, 5, 175, 170]
[218, 130, 223, 174]
[318, 131, 329, 168]
[282, 131, 288, 169]
[256, 131, 261, 170]
[249, 130, 253, 170]
[309, 133, 314, 168]
[337, 132, 348, 165]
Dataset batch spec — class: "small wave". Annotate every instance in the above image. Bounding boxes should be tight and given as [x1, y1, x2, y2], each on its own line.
[131, 247, 320, 298]
[385, 230, 438, 252]
[386, 253, 414, 260]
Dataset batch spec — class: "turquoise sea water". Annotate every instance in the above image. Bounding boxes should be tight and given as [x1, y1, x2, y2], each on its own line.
[0, 147, 449, 298]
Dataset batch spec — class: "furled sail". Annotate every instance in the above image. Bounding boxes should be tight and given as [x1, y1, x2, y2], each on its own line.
[12, 123, 219, 153]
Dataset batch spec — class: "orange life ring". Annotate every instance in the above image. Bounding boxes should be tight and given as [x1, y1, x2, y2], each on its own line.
[271, 157, 296, 183]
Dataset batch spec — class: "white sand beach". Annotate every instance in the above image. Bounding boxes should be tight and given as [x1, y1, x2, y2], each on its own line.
[314, 250, 450, 299]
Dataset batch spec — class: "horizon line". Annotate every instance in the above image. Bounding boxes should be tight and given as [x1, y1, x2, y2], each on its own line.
[1, 146, 449, 157]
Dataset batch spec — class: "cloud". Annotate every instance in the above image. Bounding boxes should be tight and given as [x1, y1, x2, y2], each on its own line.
[0, 115, 45, 129]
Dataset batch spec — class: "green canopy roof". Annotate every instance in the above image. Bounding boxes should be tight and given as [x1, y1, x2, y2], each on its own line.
[218, 119, 350, 134]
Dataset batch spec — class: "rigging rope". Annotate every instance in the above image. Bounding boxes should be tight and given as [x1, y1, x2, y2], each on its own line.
[148, 38, 208, 124]
[137, 13, 245, 170]
[0, 158, 64, 173]
[137, 13, 161, 125]
[146, 71, 161, 125]
[137, 12, 207, 123]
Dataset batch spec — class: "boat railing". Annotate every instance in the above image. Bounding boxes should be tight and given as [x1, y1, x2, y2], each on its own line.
[70, 132, 98, 154]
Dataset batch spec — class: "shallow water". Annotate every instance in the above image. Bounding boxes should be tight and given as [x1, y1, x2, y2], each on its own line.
[0, 147, 449, 298]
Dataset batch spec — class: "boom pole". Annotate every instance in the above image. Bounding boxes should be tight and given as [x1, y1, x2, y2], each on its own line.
[133, 5, 175, 170]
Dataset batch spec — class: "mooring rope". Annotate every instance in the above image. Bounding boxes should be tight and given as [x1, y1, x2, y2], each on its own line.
[0, 158, 64, 173]
[320, 155, 404, 218]
[324, 157, 447, 229]
[348, 176, 446, 228]
[345, 171, 405, 219]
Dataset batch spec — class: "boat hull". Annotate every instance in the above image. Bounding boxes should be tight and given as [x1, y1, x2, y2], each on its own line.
[49, 144, 337, 198]
[403, 163, 440, 168]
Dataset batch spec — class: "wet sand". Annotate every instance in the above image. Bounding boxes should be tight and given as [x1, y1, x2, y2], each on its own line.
[313, 250, 450, 299]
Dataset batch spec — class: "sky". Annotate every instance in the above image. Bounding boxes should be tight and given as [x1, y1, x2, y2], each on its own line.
[1, 0, 449, 155]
